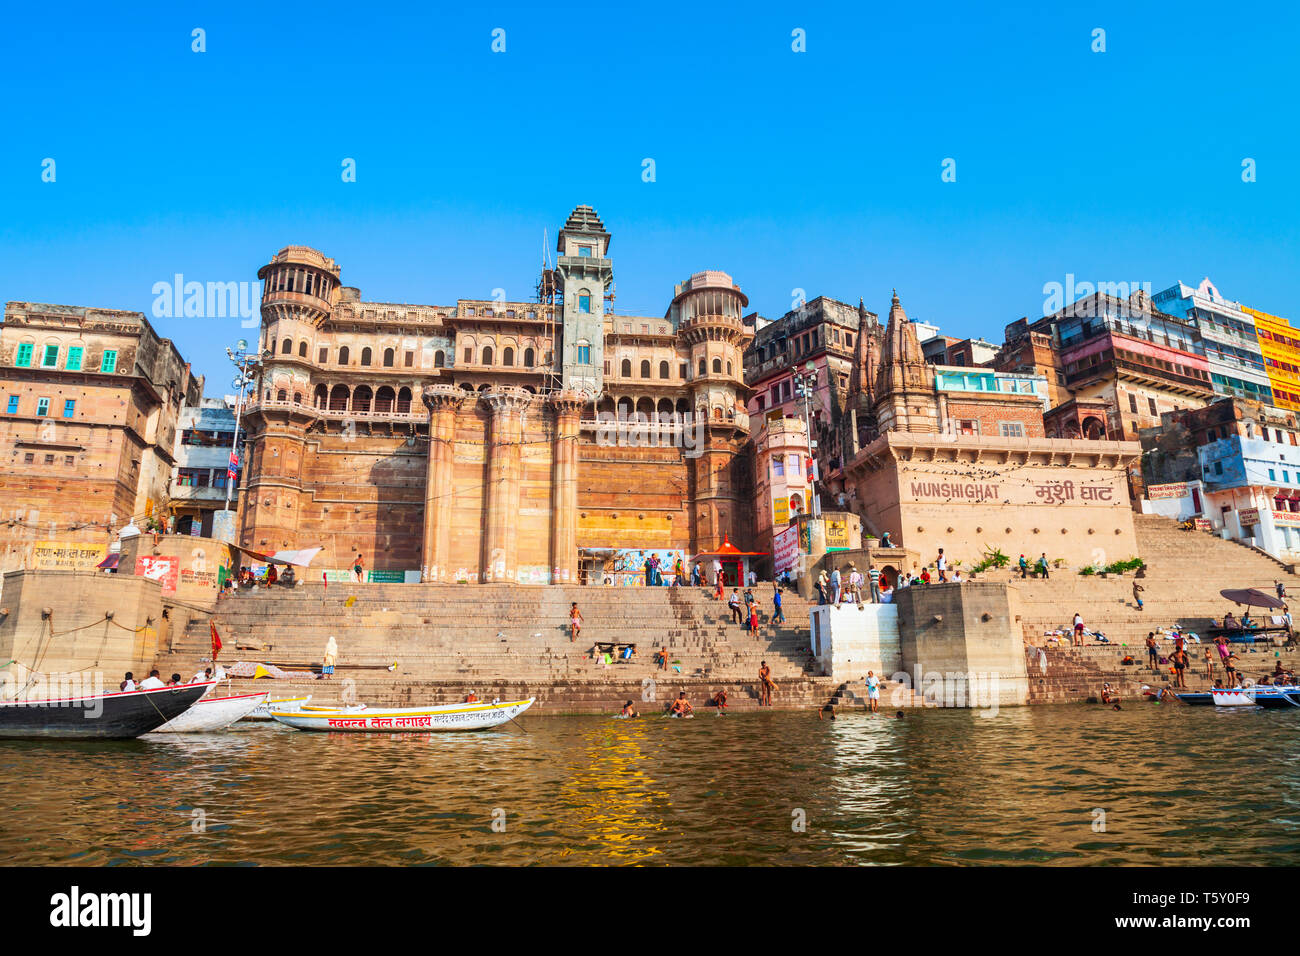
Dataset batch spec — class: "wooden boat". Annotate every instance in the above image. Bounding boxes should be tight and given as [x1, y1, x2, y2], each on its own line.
[0, 682, 215, 740]
[270, 697, 534, 732]
[1211, 685, 1300, 708]
[1174, 692, 1214, 706]
[242, 694, 313, 721]
[149, 692, 269, 733]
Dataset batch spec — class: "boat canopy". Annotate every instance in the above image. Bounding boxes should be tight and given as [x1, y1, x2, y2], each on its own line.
[233, 545, 324, 567]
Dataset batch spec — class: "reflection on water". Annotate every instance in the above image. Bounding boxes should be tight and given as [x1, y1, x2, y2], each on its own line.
[3, 704, 1299, 866]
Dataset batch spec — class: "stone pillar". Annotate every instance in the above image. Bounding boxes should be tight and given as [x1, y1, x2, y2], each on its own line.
[482, 387, 533, 583]
[420, 384, 465, 582]
[549, 390, 585, 584]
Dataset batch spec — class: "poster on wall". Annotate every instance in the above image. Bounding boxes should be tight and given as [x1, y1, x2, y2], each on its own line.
[135, 555, 179, 595]
[773, 525, 800, 574]
[600, 549, 686, 586]
[772, 495, 790, 527]
[32, 541, 107, 570]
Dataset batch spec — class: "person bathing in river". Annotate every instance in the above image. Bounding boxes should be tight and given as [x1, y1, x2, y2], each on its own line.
[620, 700, 639, 718]
[669, 692, 694, 717]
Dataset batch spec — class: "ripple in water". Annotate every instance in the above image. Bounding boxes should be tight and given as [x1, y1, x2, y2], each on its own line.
[2, 704, 1297, 866]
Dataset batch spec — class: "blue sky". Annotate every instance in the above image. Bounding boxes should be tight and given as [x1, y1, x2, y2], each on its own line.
[1, 1, 1297, 388]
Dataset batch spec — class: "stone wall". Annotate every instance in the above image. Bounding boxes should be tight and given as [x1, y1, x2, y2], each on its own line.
[810, 603, 900, 680]
[0, 570, 165, 696]
[893, 580, 1029, 707]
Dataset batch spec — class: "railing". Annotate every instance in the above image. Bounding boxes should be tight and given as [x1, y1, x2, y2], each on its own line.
[169, 481, 228, 501]
[247, 399, 422, 421]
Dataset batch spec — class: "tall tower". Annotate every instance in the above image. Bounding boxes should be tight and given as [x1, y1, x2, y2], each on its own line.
[874, 291, 938, 434]
[668, 270, 753, 552]
[554, 205, 613, 398]
[240, 247, 340, 552]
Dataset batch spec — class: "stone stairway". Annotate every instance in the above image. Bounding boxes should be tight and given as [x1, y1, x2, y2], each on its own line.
[154, 584, 843, 713]
[1011, 513, 1300, 650]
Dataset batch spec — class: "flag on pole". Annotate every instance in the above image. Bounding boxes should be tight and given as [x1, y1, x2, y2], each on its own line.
[210, 621, 223, 660]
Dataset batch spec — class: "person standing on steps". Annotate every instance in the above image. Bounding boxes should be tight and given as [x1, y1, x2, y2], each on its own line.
[569, 602, 583, 643]
[322, 635, 338, 679]
[1072, 611, 1085, 646]
[1037, 552, 1050, 579]
[829, 565, 842, 607]
[758, 660, 775, 707]
[868, 563, 881, 603]
[1146, 632, 1159, 671]
[771, 584, 786, 624]
[353, 552, 365, 584]
[1277, 580, 1287, 600]
[1204, 644, 1215, 681]
[935, 548, 947, 583]
[1018, 554, 1029, 578]
[864, 670, 880, 713]
[728, 588, 743, 625]
[1132, 580, 1145, 611]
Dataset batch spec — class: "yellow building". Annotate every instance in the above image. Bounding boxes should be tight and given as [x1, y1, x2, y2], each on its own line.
[1246, 305, 1300, 412]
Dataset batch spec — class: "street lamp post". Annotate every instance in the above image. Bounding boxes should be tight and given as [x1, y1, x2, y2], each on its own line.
[224, 342, 261, 512]
[793, 361, 820, 518]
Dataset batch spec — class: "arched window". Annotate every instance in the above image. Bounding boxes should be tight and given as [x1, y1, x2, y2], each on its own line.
[482, 346, 494, 365]
[713, 406, 723, 420]
[353, 386, 372, 413]
[375, 386, 395, 413]
[621, 359, 632, 377]
[503, 347, 515, 367]
[698, 359, 706, 376]
[361, 347, 372, 367]
[298, 341, 308, 357]
[712, 358, 722, 374]
[276, 389, 287, 401]
[383, 348, 394, 368]
[281, 338, 292, 354]
[338, 346, 350, 365]
[397, 387, 412, 413]
[659, 361, 670, 379]
[524, 347, 535, 367]
[640, 360, 651, 378]
[313, 384, 328, 408]
[293, 391, 302, 404]
[726, 361, 733, 375]
[434, 350, 445, 368]
[328, 384, 349, 411]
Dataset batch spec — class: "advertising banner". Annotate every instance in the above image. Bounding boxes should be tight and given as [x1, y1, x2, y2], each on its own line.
[773, 525, 800, 573]
[135, 555, 179, 595]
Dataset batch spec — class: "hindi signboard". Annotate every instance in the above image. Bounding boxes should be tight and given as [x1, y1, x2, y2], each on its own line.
[1147, 482, 1191, 501]
[32, 541, 107, 571]
[773, 525, 800, 574]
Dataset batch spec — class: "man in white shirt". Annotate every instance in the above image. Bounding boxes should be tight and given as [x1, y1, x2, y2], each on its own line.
[138, 669, 165, 690]
[864, 670, 881, 713]
[936, 548, 947, 582]
[119, 672, 137, 692]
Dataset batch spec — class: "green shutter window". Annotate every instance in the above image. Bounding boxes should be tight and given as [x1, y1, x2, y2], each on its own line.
[100, 349, 117, 373]
[41, 344, 59, 367]
[15, 344, 33, 367]
[36, 398, 49, 417]
[65, 346, 83, 371]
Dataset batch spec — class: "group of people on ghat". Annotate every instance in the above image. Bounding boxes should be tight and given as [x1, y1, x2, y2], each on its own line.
[119, 665, 224, 692]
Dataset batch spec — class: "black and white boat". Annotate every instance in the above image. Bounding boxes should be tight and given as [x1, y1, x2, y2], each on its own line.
[0, 682, 215, 740]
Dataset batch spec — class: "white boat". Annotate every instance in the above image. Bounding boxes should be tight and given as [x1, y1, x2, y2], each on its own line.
[242, 694, 313, 721]
[270, 697, 534, 732]
[1211, 685, 1300, 708]
[149, 692, 270, 733]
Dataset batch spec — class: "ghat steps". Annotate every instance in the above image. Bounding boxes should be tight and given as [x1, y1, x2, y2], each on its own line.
[156, 584, 842, 712]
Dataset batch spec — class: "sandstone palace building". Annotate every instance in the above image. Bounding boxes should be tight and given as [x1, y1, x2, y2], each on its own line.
[241, 206, 754, 584]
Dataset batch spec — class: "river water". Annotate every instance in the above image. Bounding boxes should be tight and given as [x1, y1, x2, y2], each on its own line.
[3, 704, 1298, 866]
